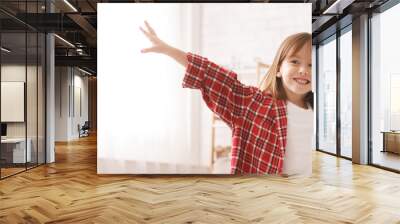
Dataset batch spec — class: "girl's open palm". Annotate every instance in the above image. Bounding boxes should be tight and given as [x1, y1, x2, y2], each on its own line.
[140, 21, 168, 54]
[139, 20, 188, 67]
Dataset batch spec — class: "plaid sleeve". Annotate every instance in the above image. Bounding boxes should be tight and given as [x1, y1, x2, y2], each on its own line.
[182, 53, 255, 128]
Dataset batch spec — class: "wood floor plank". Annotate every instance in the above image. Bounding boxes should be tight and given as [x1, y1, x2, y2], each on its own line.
[0, 134, 400, 223]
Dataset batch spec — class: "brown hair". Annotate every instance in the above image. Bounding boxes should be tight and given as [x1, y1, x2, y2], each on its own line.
[259, 32, 313, 109]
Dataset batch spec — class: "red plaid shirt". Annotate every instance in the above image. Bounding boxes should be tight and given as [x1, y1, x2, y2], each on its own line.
[182, 53, 288, 174]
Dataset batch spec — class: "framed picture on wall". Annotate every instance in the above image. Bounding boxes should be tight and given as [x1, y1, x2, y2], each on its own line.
[1, 81, 25, 122]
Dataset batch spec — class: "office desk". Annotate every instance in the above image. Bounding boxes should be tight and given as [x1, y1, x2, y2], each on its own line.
[1, 138, 32, 163]
[381, 131, 400, 154]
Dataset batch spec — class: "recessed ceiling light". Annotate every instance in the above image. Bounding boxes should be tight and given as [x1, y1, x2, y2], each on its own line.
[1, 47, 11, 53]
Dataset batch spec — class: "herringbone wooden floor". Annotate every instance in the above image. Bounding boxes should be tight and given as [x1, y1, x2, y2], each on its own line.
[1, 134, 400, 224]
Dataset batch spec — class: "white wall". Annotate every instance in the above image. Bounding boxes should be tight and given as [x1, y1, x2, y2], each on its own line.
[55, 67, 68, 141]
[201, 4, 311, 68]
[55, 67, 89, 141]
[72, 72, 89, 138]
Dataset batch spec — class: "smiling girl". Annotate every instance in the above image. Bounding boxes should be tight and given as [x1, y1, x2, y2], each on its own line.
[140, 21, 313, 176]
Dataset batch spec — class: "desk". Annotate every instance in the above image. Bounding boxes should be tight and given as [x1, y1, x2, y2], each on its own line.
[1, 138, 31, 163]
[381, 131, 400, 154]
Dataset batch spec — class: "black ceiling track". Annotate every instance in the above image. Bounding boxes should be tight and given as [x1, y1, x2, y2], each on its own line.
[0, 13, 96, 33]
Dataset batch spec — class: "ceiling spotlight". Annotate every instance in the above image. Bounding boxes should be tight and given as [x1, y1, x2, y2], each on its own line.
[1, 47, 11, 53]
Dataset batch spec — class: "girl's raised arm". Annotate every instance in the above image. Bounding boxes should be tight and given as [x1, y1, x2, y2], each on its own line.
[139, 21, 188, 68]
[140, 21, 256, 129]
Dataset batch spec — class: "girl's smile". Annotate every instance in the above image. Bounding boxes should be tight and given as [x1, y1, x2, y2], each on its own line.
[292, 77, 310, 85]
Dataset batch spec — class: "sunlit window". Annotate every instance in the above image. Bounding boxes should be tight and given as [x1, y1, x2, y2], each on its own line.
[371, 2, 400, 171]
[317, 35, 337, 155]
[340, 28, 352, 158]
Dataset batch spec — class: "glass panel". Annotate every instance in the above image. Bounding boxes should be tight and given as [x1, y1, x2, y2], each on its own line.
[317, 36, 337, 154]
[340, 28, 352, 158]
[371, 3, 400, 171]
[1, 31, 27, 177]
[0, 1, 46, 178]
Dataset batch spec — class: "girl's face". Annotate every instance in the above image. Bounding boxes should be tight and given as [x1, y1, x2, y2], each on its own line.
[277, 43, 312, 96]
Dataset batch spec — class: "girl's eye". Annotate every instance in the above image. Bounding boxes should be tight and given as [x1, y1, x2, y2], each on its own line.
[290, 60, 299, 64]
[308, 64, 312, 67]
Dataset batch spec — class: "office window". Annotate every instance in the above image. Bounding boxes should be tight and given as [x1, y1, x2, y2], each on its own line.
[317, 35, 337, 154]
[371, 2, 400, 171]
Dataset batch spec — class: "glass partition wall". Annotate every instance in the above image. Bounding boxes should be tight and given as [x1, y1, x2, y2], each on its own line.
[0, 2, 46, 179]
[0, 31, 27, 177]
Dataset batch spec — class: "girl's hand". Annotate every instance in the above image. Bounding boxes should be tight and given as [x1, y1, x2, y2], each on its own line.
[139, 20, 188, 67]
[140, 21, 170, 54]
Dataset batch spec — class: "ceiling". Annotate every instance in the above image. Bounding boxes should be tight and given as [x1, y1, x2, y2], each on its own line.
[0, 0, 391, 75]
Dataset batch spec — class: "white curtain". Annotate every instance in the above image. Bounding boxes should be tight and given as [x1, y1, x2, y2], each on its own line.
[98, 4, 199, 170]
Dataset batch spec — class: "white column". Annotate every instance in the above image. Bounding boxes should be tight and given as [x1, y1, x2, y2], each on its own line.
[45, 0, 56, 163]
[352, 14, 369, 164]
[46, 32, 55, 163]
